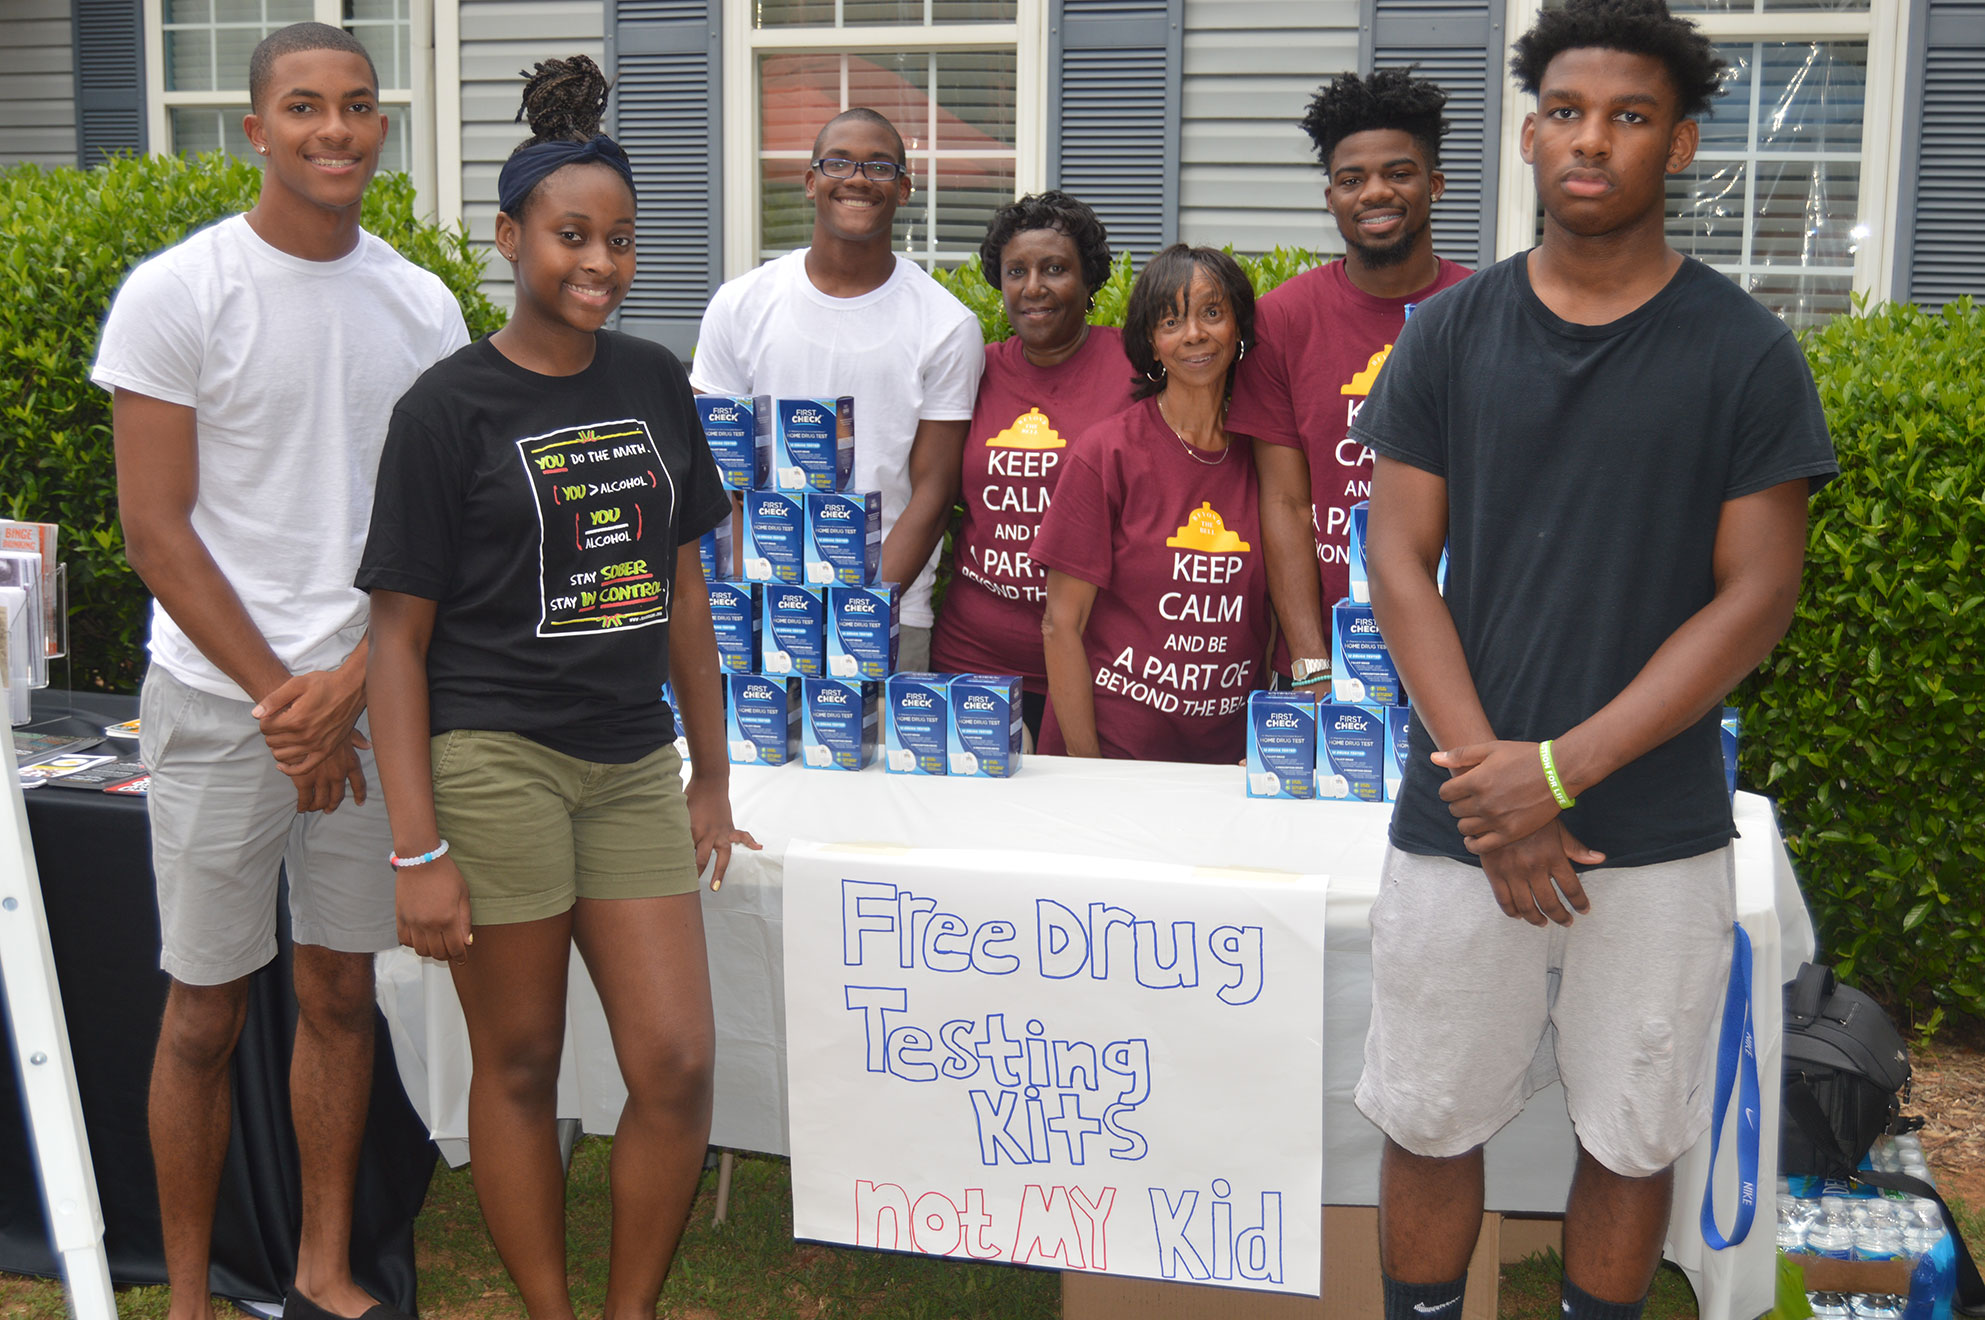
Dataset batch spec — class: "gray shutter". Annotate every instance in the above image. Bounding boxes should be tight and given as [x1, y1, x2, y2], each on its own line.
[1048, 0, 1182, 262]
[1365, 0, 1502, 267]
[72, 0, 146, 167]
[606, 0, 720, 356]
[1894, 0, 1985, 310]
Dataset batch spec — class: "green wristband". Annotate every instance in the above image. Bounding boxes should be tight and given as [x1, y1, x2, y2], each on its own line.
[1539, 739, 1576, 810]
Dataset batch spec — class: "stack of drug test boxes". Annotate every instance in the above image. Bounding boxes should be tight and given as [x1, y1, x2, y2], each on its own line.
[1247, 502, 1411, 802]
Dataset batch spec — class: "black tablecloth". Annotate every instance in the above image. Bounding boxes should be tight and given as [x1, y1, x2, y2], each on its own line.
[0, 691, 433, 1309]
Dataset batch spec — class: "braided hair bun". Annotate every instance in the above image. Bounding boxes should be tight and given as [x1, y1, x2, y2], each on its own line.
[515, 55, 611, 148]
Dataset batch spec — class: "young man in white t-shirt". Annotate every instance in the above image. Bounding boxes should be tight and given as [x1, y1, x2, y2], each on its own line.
[690, 108, 984, 665]
[92, 23, 466, 1320]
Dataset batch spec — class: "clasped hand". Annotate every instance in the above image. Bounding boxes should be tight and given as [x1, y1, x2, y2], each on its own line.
[1435, 740, 1605, 926]
[253, 665, 368, 812]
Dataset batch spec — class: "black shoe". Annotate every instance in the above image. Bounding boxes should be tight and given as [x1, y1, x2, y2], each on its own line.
[283, 1288, 415, 1320]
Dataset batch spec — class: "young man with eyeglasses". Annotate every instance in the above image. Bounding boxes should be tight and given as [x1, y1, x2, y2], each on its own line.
[691, 107, 983, 667]
[1227, 68, 1471, 690]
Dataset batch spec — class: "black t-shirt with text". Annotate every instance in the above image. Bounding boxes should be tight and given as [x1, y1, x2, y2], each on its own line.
[359, 332, 731, 762]
[1351, 254, 1837, 868]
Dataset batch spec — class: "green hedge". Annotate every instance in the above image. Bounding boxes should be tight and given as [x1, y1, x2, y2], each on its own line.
[929, 245, 1324, 344]
[1739, 297, 1985, 1025]
[0, 152, 504, 693]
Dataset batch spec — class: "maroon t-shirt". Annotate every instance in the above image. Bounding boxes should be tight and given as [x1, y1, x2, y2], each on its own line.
[1227, 258, 1470, 669]
[1030, 397, 1270, 764]
[931, 326, 1136, 692]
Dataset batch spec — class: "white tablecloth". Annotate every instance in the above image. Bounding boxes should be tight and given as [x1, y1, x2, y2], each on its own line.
[376, 760, 1810, 1320]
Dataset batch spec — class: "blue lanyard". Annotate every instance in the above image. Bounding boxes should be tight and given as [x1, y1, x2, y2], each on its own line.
[1701, 922, 1759, 1249]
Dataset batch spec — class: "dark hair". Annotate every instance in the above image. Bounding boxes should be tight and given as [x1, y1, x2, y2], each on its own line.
[1297, 68, 1450, 172]
[500, 56, 632, 218]
[515, 55, 612, 148]
[978, 191, 1113, 294]
[248, 23, 378, 112]
[1121, 245, 1257, 402]
[811, 107, 908, 168]
[1510, 0, 1727, 120]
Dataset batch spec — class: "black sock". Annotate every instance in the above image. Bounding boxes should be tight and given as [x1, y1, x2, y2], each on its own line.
[1382, 1271, 1467, 1320]
[1561, 1275, 1647, 1320]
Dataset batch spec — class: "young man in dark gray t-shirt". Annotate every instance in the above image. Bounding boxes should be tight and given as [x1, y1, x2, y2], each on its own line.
[1348, 3, 1836, 1319]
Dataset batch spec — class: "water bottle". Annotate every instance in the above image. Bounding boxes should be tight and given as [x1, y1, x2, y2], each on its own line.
[1903, 1199, 1956, 1320]
[1809, 1293, 1853, 1320]
[1855, 1211, 1906, 1260]
[1778, 1196, 1811, 1253]
[1809, 1198, 1858, 1260]
[1850, 1295, 1904, 1320]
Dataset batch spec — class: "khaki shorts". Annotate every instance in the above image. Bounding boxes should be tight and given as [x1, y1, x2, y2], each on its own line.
[141, 665, 396, 985]
[1354, 844, 1736, 1178]
[430, 730, 700, 926]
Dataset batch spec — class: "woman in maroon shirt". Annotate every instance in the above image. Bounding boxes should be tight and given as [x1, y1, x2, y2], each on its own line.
[1032, 246, 1271, 764]
[930, 192, 1136, 741]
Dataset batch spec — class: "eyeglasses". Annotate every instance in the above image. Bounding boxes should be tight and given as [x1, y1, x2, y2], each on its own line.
[811, 157, 906, 182]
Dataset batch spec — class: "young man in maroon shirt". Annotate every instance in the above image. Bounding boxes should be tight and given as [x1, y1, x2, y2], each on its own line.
[1227, 69, 1470, 689]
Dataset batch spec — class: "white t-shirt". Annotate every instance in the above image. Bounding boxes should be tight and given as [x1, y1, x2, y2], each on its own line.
[690, 249, 983, 626]
[93, 214, 469, 701]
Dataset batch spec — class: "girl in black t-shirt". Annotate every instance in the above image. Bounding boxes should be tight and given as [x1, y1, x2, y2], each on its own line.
[360, 57, 754, 1318]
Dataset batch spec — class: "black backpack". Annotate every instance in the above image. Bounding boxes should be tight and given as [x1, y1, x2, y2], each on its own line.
[1781, 962, 1984, 1314]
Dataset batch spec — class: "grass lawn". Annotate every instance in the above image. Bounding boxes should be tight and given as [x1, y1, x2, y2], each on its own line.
[3, 1148, 1979, 1319]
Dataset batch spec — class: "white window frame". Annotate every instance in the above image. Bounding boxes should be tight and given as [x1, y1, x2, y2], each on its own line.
[720, 0, 1049, 279]
[141, 0, 438, 208]
[1493, 0, 1910, 305]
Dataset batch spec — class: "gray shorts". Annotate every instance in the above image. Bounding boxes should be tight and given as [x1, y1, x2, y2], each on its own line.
[1355, 843, 1735, 1177]
[140, 666, 396, 985]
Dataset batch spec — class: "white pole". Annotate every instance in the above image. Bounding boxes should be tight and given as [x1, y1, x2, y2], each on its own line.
[0, 769, 116, 1320]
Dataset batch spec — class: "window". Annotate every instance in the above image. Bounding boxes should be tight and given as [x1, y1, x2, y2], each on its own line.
[146, 0, 426, 186]
[1495, 0, 1906, 327]
[723, 0, 1046, 276]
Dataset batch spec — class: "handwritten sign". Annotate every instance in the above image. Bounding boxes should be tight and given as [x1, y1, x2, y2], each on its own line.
[783, 844, 1326, 1296]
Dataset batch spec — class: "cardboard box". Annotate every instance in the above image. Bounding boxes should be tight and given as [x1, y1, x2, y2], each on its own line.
[946, 673, 1023, 777]
[800, 676, 877, 771]
[1246, 690, 1319, 799]
[1060, 1207, 1499, 1320]
[804, 489, 881, 586]
[694, 394, 770, 491]
[826, 583, 899, 680]
[743, 490, 805, 584]
[1318, 703, 1385, 803]
[884, 672, 950, 775]
[725, 673, 799, 766]
[1331, 599, 1401, 707]
[762, 584, 827, 678]
[706, 580, 760, 674]
[772, 396, 855, 492]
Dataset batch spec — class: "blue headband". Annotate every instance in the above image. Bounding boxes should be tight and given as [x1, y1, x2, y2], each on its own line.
[496, 134, 637, 217]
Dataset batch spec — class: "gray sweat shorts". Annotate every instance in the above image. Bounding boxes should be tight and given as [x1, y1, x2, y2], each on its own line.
[1354, 843, 1736, 1178]
[140, 665, 397, 985]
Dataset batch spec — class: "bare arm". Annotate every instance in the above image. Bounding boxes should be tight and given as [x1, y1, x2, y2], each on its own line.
[1367, 456, 1599, 925]
[1438, 478, 1812, 852]
[1041, 569, 1101, 757]
[1256, 442, 1330, 663]
[878, 417, 969, 591]
[667, 551, 760, 888]
[113, 387, 364, 811]
[366, 589, 470, 962]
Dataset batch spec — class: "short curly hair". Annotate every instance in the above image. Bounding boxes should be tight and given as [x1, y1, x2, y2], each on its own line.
[1510, 0, 1726, 121]
[1296, 68, 1450, 173]
[1121, 245, 1257, 402]
[978, 191, 1113, 294]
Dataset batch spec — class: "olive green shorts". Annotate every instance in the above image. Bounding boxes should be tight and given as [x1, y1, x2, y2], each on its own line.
[430, 729, 700, 926]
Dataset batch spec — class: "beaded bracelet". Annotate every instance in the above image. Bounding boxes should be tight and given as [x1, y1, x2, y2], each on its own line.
[1538, 741, 1576, 811]
[389, 839, 451, 869]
